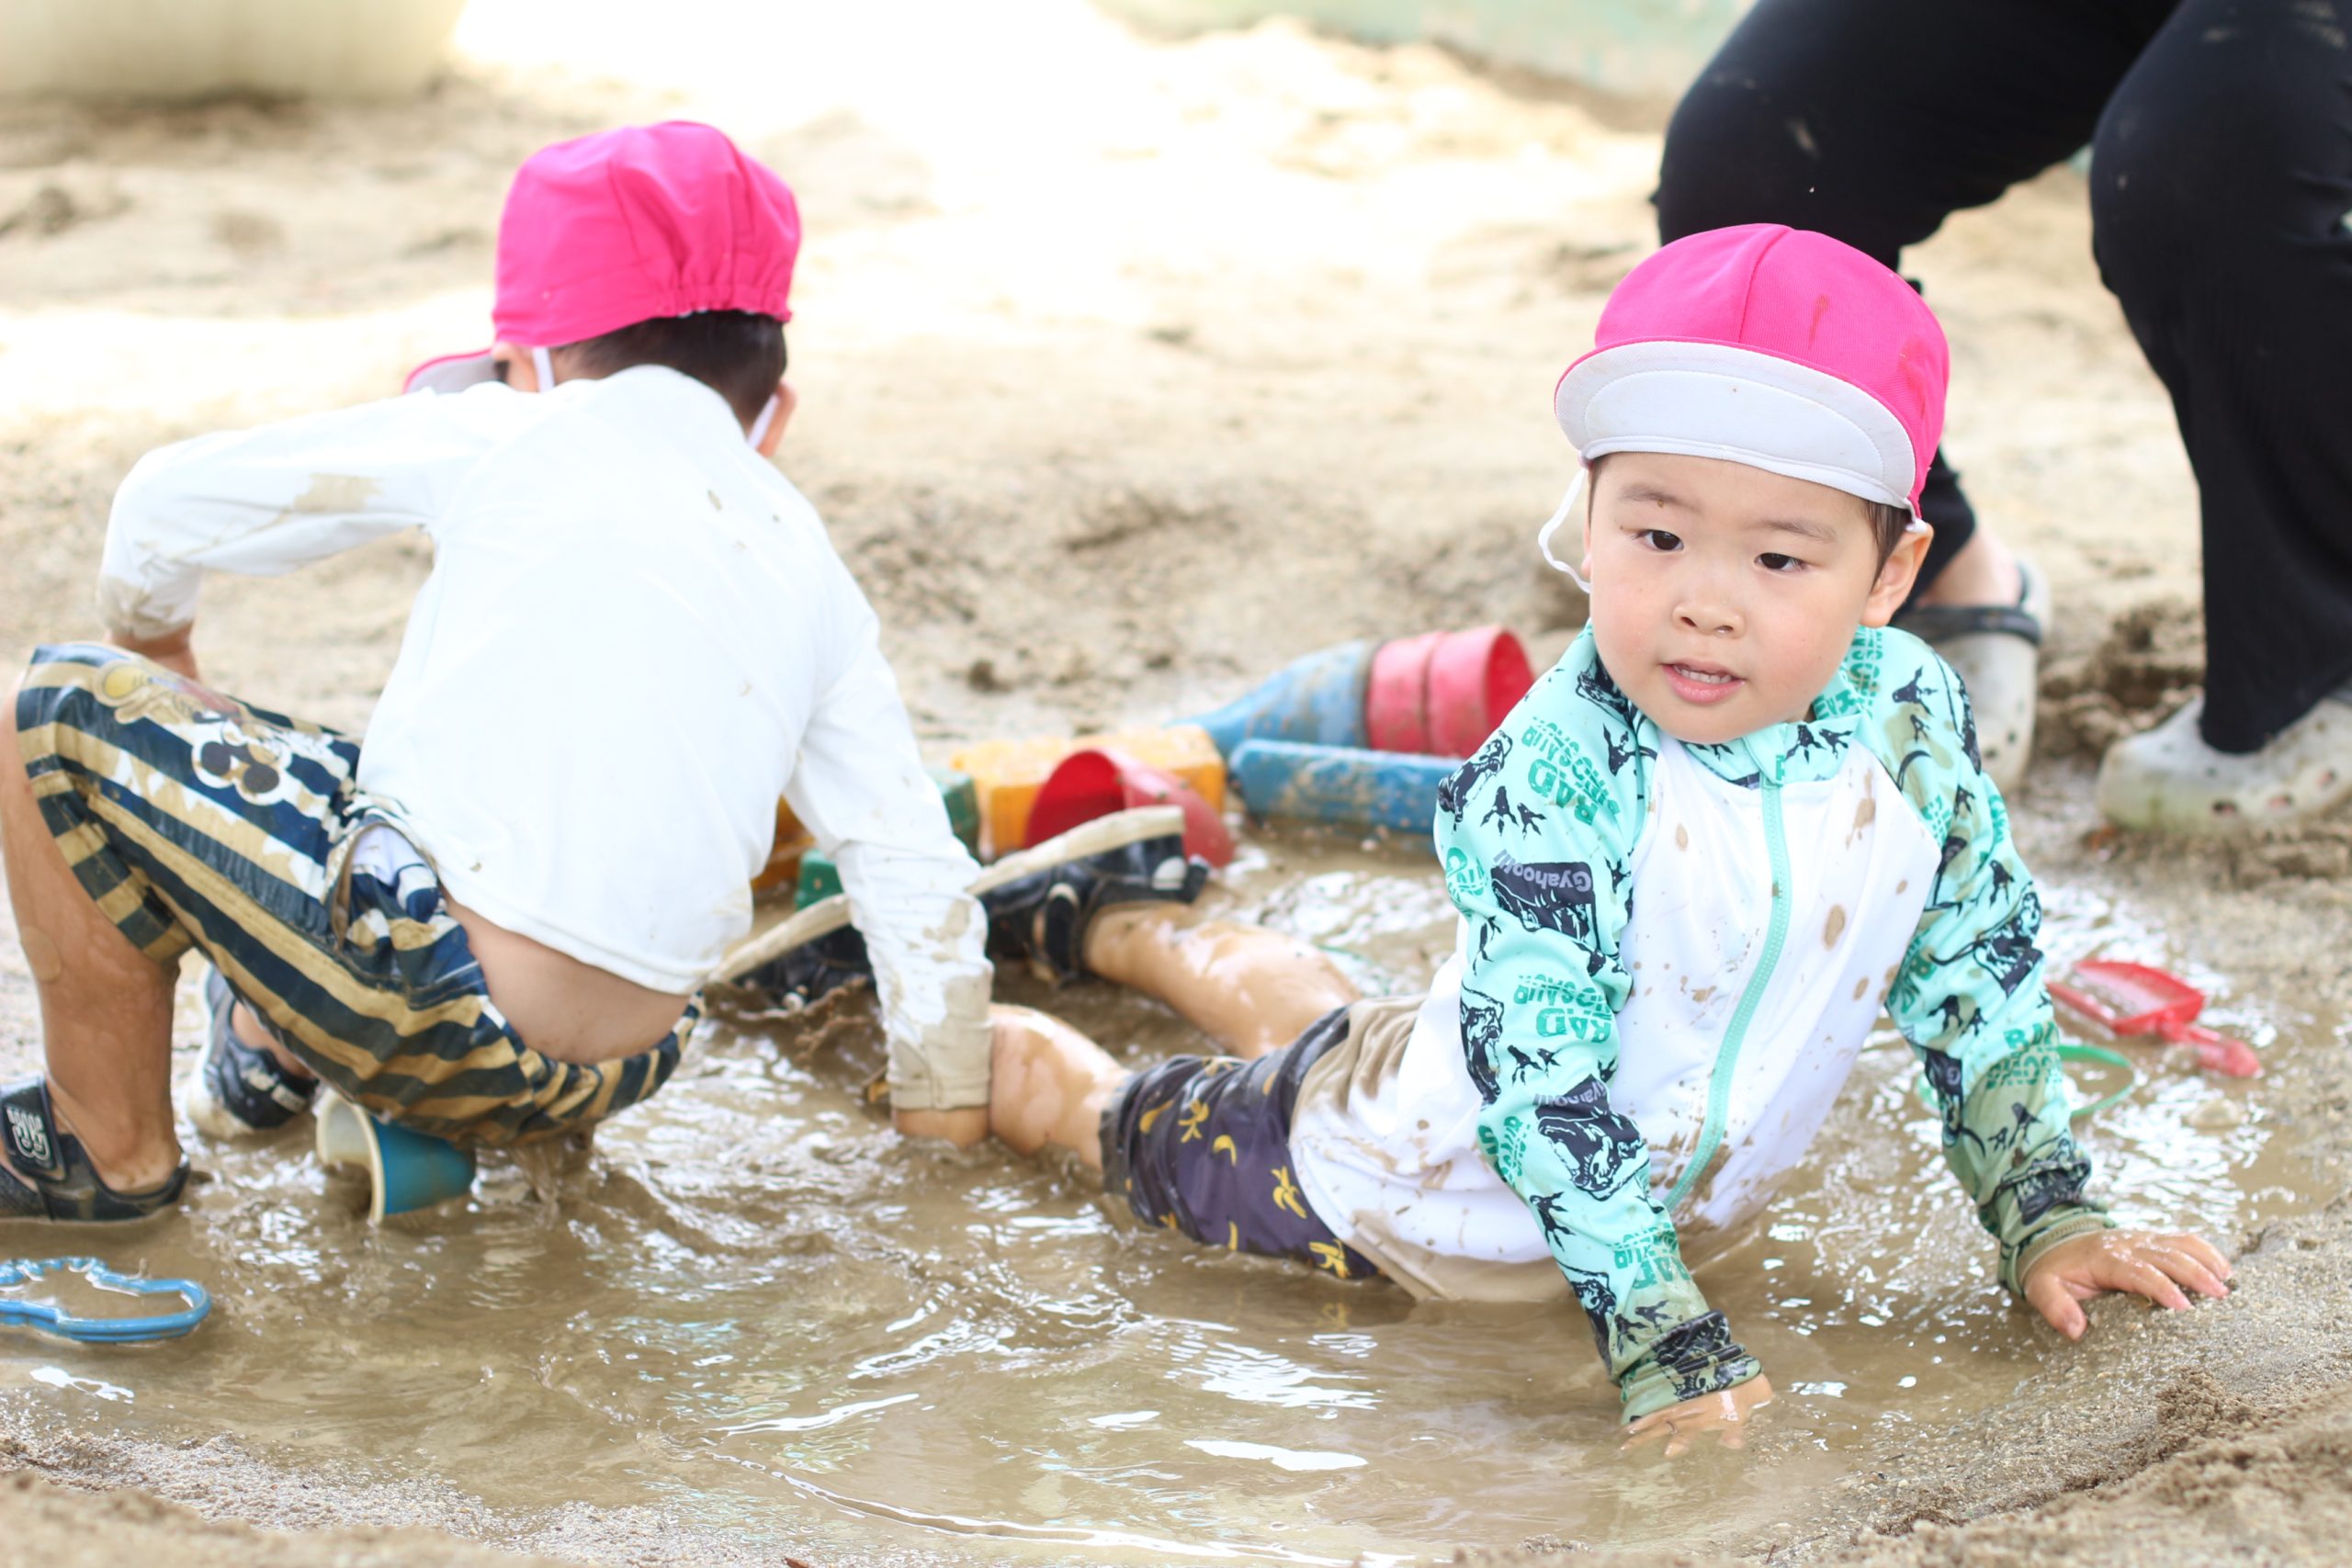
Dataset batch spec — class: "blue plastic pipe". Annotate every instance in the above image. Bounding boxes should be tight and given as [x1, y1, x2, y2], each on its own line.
[1189, 640, 1374, 757]
[1229, 739, 1456, 835]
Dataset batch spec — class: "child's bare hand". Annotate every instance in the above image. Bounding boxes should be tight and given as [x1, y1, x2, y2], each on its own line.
[2022, 1230, 2233, 1339]
[1622, 1374, 1774, 1458]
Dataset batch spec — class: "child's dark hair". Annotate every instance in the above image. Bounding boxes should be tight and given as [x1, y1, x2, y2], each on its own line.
[559, 310, 786, 425]
[1863, 500, 1910, 565]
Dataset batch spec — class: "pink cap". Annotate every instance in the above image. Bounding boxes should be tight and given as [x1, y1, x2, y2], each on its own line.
[1554, 225, 1948, 513]
[406, 121, 800, 395]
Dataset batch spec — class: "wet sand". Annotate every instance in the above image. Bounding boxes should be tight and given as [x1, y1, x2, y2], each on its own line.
[5, 2, 2352, 1563]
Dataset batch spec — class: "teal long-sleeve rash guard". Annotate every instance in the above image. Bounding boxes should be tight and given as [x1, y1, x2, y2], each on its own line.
[1432, 624, 2109, 1419]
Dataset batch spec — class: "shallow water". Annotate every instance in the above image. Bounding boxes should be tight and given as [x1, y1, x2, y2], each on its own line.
[0, 829, 2324, 1564]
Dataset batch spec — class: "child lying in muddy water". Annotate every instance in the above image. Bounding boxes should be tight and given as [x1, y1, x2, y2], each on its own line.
[0, 122, 995, 1224]
[972, 226, 2233, 1453]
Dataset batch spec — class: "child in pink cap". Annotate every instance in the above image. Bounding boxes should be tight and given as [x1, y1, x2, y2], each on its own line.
[0, 122, 1016, 1221]
[973, 225, 2229, 1450]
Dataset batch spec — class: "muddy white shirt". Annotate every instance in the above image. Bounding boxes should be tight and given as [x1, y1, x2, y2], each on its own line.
[1287, 626, 2109, 1419]
[98, 367, 993, 1109]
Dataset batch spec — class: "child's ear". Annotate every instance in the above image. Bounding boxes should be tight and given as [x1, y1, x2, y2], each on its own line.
[490, 343, 537, 393]
[754, 379, 797, 458]
[1861, 523, 1932, 627]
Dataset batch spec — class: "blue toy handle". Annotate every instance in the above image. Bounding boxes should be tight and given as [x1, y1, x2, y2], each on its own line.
[0, 1256, 210, 1343]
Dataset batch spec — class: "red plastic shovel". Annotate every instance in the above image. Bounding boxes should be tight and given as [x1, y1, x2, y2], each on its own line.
[2047, 960, 2261, 1077]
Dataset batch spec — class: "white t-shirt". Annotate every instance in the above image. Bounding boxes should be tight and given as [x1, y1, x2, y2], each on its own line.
[98, 366, 992, 1109]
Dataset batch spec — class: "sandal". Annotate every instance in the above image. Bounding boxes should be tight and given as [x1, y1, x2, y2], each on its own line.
[1894, 556, 2048, 796]
[718, 806, 1206, 990]
[0, 1077, 189, 1224]
[2096, 692, 2352, 836]
[186, 967, 317, 1140]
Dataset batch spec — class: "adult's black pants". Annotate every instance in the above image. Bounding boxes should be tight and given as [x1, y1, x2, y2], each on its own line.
[1657, 0, 2352, 752]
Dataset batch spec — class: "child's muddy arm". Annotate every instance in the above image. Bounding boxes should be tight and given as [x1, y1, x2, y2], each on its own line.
[98, 389, 514, 644]
[1437, 648, 1761, 1422]
[1883, 648, 2109, 1293]
[786, 592, 993, 1118]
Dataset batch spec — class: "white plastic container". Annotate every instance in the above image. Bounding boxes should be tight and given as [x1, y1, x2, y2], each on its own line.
[0, 0, 470, 100]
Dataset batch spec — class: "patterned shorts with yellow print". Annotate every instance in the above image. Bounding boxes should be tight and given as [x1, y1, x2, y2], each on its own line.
[15, 645, 685, 1145]
[1099, 1005, 1379, 1281]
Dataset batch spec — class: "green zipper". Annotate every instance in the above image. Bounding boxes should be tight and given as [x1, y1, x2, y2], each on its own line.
[1665, 761, 1791, 1215]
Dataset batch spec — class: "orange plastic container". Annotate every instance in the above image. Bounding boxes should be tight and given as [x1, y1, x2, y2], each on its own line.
[752, 798, 817, 894]
[952, 724, 1226, 859]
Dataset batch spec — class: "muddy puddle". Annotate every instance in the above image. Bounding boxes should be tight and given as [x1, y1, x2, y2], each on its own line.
[0, 828, 2329, 1565]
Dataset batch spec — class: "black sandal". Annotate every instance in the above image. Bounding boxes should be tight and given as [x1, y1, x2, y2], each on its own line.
[1888, 598, 2043, 647]
[0, 1077, 189, 1223]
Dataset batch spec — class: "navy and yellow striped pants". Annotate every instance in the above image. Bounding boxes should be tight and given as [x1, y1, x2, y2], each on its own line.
[15, 644, 684, 1145]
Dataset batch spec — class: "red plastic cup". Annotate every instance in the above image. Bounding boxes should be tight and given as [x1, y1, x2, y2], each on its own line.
[1365, 631, 1444, 754]
[1024, 748, 1236, 866]
[1426, 627, 1535, 757]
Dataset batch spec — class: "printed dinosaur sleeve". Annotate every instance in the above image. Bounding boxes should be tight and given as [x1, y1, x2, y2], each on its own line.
[1873, 632, 2110, 1293]
[1435, 637, 1761, 1421]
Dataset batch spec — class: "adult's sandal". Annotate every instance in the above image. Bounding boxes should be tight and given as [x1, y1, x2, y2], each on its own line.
[0, 1077, 189, 1223]
[2096, 692, 2352, 836]
[1894, 556, 2048, 798]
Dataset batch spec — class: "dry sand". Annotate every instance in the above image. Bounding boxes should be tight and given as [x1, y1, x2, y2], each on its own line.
[4, 1, 2351, 1562]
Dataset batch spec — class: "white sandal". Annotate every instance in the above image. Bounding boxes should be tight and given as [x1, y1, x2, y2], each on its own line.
[2096, 692, 2352, 836]
[1894, 557, 2049, 797]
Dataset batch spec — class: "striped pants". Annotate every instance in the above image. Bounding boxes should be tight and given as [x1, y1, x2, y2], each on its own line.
[14, 644, 685, 1144]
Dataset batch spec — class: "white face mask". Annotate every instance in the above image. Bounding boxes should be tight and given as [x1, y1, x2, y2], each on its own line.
[527, 347, 779, 450]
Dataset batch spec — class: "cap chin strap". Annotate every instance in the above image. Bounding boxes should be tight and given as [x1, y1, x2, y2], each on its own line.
[747, 393, 780, 449]
[530, 345, 556, 392]
[1535, 467, 1593, 594]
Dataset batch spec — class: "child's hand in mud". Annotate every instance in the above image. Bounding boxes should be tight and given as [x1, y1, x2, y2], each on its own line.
[1622, 1374, 1774, 1459]
[2023, 1230, 2233, 1339]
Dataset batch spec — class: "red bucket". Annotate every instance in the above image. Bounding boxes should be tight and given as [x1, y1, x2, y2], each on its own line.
[1427, 626, 1534, 757]
[1024, 748, 1236, 866]
[1365, 631, 1444, 754]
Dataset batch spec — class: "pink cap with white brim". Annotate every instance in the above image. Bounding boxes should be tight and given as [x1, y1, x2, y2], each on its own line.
[404, 120, 800, 395]
[1556, 223, 1947, 513]
[1536, 225, 1950, 583]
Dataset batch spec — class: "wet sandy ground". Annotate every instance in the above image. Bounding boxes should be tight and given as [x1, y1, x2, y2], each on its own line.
[0, 825, 2343, 1567]
[6, 2, 2352, 1563]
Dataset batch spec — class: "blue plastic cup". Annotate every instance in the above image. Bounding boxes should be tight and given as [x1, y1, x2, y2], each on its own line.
[1228, 739, 1457, 836]
[314, 1093, 478, 1223]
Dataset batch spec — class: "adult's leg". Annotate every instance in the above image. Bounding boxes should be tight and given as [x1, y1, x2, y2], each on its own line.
[1656, 0, 2176, 592]
[987, 1004, 1127, 1169]
[0, 674, 182, 1192]
[1080, 907, 1359, 1058]
[2089, 0, 2352, 752]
